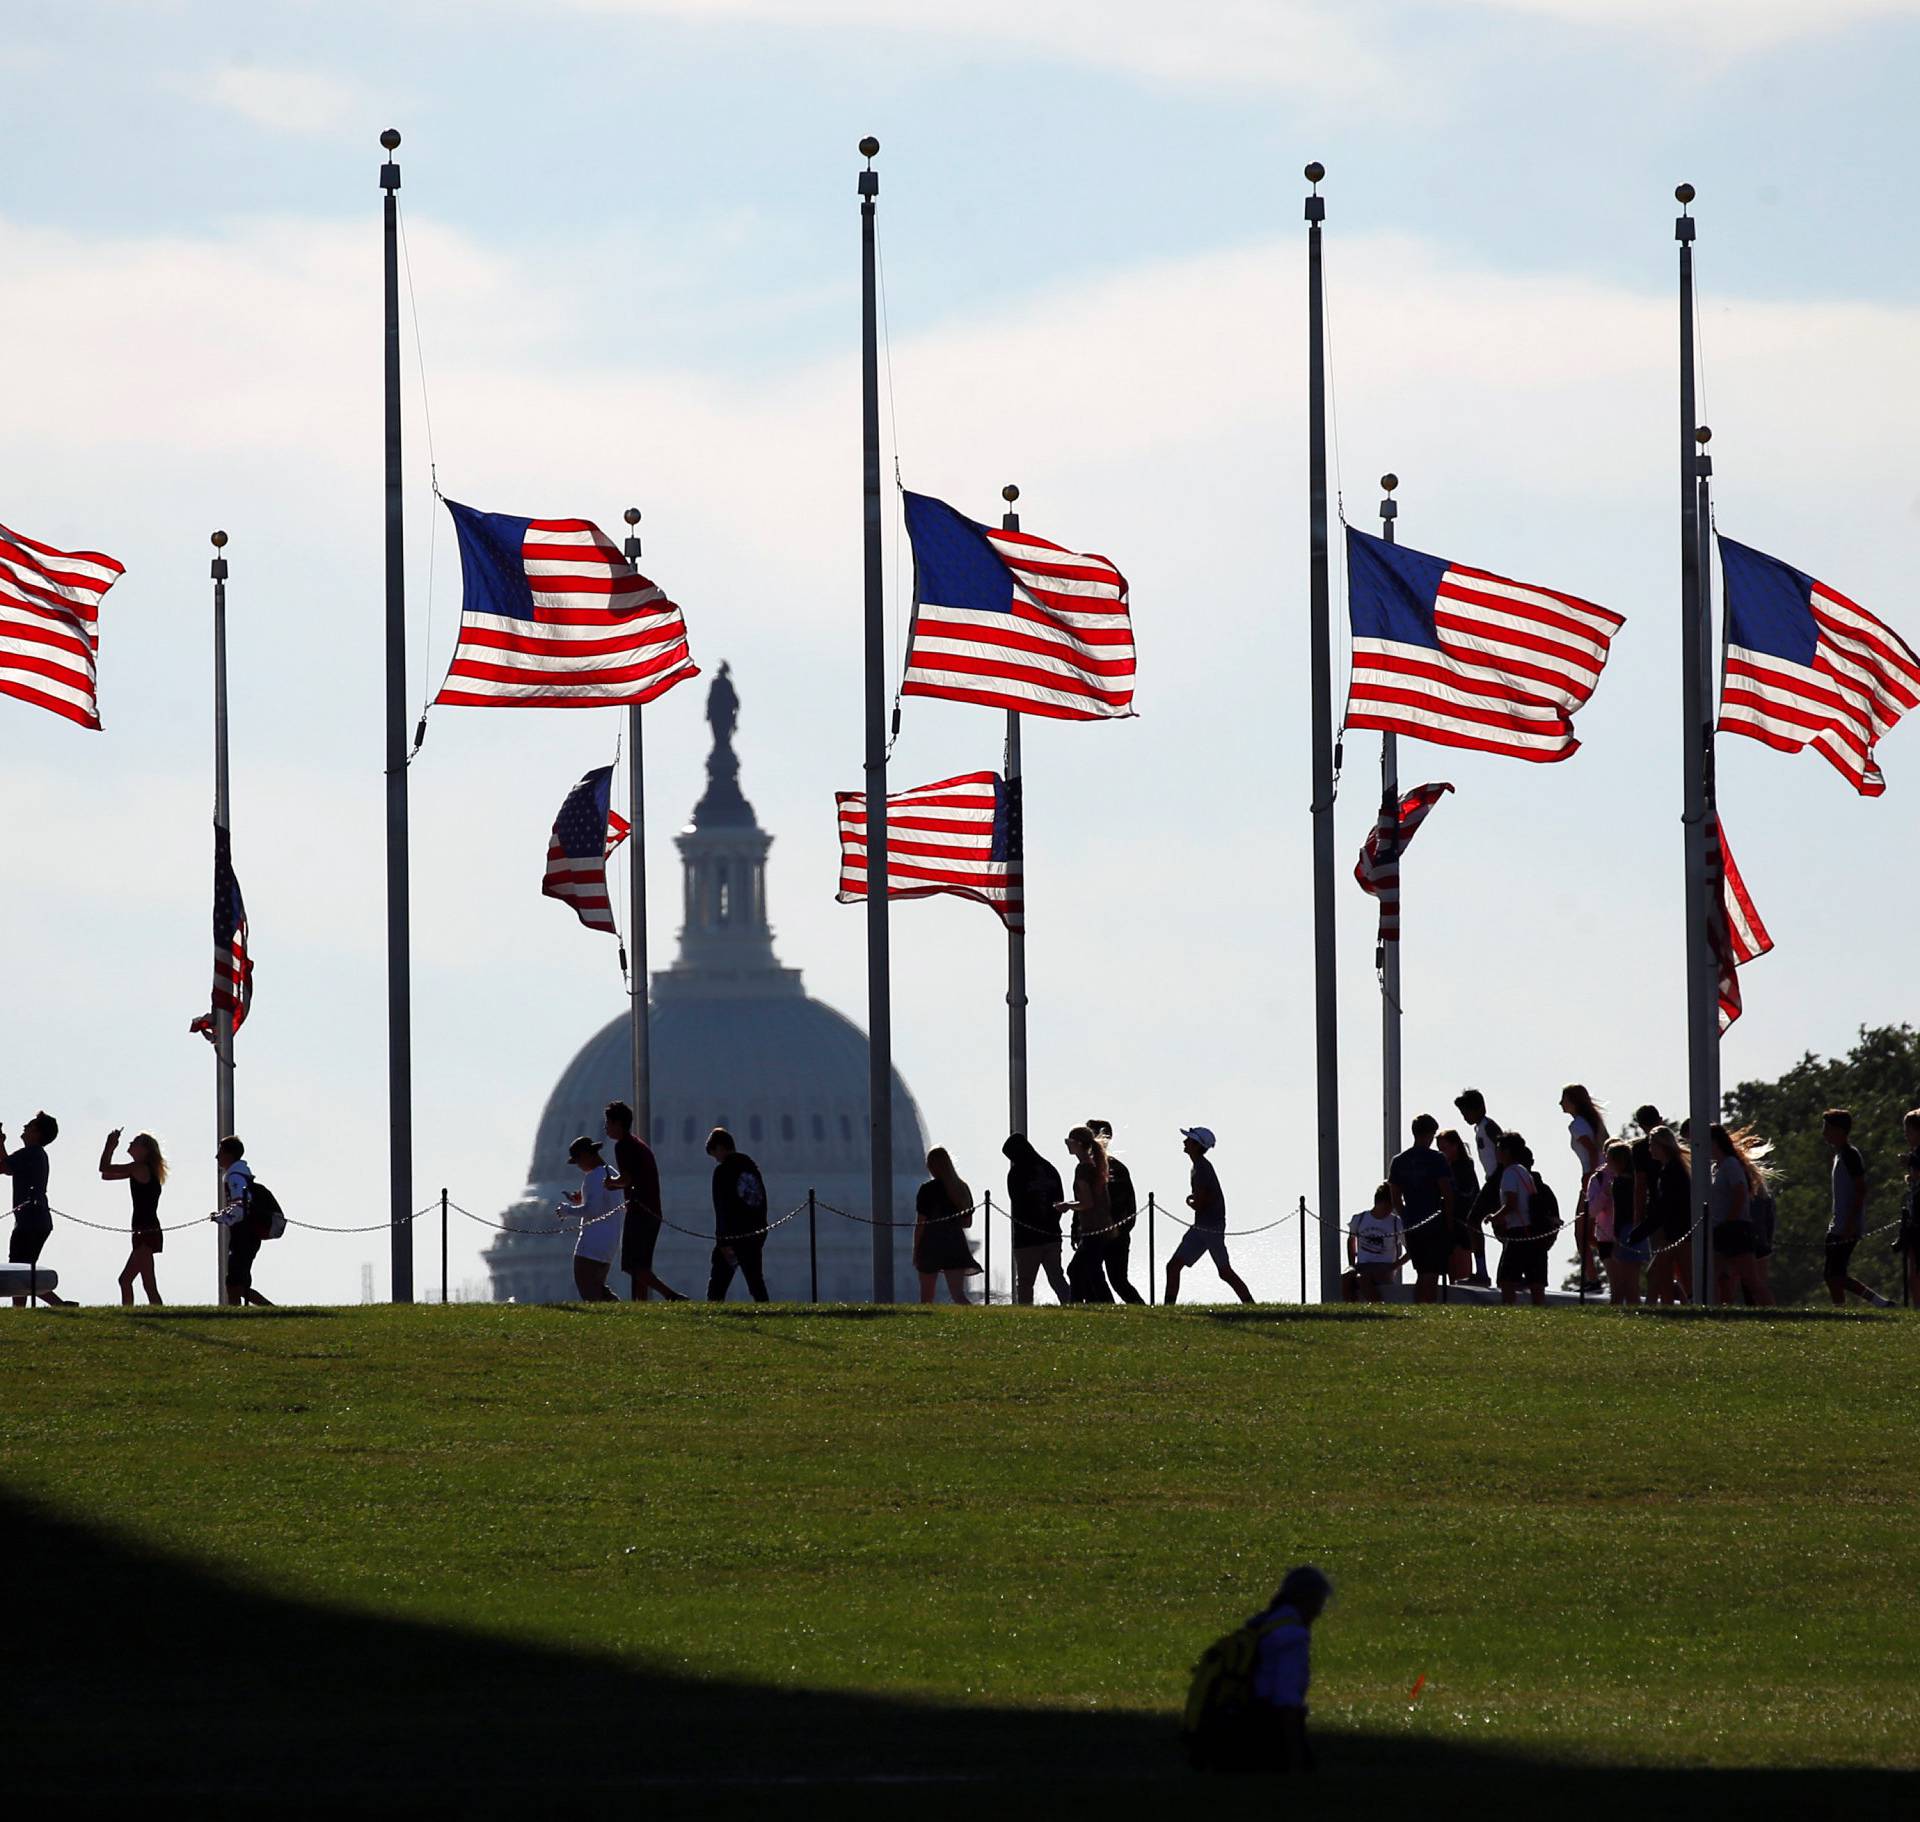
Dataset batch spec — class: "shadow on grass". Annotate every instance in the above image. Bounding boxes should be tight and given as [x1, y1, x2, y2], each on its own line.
[1, 1492, 1906, 1819]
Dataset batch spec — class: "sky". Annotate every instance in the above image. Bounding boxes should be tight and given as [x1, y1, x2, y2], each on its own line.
[4, 0, 1919, 1307]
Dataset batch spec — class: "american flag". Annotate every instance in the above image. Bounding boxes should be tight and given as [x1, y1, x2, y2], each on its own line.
[435, 501, 697, 709]
[1716, 535, 1920, 797]
[1345, 526, 1623, 762]
[835, 772, 1023, 931]
[900, 492, 1132, 720]
[1354, 781, 1453, 942]
[544, 765, 631, 935]
[1711, 818, 1773, 1031]
[189, 825, 252, 1042]
[0, 520, 125, 730]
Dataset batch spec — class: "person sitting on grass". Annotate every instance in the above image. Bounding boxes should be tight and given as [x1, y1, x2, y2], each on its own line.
[1253, 1565, 1333, 1773]
[1344, 1182, 1405, 1302]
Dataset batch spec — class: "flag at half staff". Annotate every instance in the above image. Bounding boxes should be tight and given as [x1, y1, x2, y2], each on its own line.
[1344, 526, 1623, 762]
[1354, 781, 1452, 943]
[189, 826, 253, 1042]
[435, 501, 698, 709]
[836, 772, 1023, 931]
[1716, 536, 1920, 798]
[543, 764, 630, 935]
[0, 519, 125, 730]
[1712, 818, 1772, 1031]
[900, 492, 1132, 720]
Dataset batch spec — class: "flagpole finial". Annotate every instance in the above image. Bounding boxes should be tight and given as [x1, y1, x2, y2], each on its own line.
[859, 135, 879, 162]
[210, 529, 229, 582]
[1675, 181, 1696, 243]
[1378, 475, 1398, 525]
[1380, 473, 1397, 494]
[380, 128, 401, 192]
[622, 507, 641, 564]
[1675, 181, 1695, 208]
[1695, 425, 1711, 444]
[1002, 484, 1019, 504]
[623, 507, 641, 524]
[211, 530, 228, 548]
[1304, 161, 1325, 223]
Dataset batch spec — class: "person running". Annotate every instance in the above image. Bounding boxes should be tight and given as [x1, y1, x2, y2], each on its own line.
[1561, 1084, 1607, 1294]
[1822, 1108, 1889, 1307]
[1165, 1127, 1253, 1306]
[1454, 1090, 1505, 1282]
[1898, 1109, 1920, 1309]
[1251, 1565, 1333, 1773]
[211, 1135, 274, 1307]
[1435, 1127, 1488, 1286]
[1345, 1183, 1405, 1302]
[555, 1135, 623, 1302]
[1629, 1125, 1692, 1305]
[706, 1127, 772, 1302]
[1591, 1141, 1643, 1304]
[1059, 1126, 1115, 1304]
[1003, 1134, 1070, 1305]
[1085, 1118, 1146, 1304]
[1708, 1123, 1773, 1307]
[603, 1101, 684, 1303]
[914, 1147, 981, 1304]
[3, 1112, 69, 1307]
[1389, 1115, 1456, 1303]
[1493, 1131, 1547, 1306]
[101, 1128, 167, 1306]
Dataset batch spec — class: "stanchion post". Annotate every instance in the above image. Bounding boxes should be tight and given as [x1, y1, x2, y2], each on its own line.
[809, 1189, 818, 1305]
[1147, 1193, 1157, 1304]
[440, 1187, 448, 1305]
[1298, 1195, 1307, 1306]
[983, 1190, 992, 1305]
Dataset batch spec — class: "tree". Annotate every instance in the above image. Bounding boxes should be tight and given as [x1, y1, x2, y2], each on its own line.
[1722, 1024, 1919, 1305]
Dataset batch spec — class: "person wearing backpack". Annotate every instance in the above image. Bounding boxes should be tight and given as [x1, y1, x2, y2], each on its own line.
[210, 1134, 276, 1307]
[1493, 1131, 1549, 1306]
[1183, 1565, 1333, 1774]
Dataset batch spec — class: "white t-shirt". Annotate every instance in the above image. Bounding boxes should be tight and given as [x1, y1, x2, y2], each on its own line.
[1349, 1207, 1403, 1266]
[1474, 1118, 1501, 1180]
[560, 1168, 625, 1264]
[1568, 1115, 1600, 1176]
[1498, 1163, 1534, 1234]
[218, 1158, 255, 1226]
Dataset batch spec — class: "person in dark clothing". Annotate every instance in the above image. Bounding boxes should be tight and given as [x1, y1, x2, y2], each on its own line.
[705, 1127, 771, 1302]
[1003, 1134, 1070, 1304]
[211, 1134, 276, 1307]
[3, 1112, 69, 1306]
[1059, 1126, 1115, 1304]
[101, 1128, 168, 1306]
[1389, 1114, 1457, 1303]
[1627, 1125, 1692, 1304]
[1821, 1107, 1888, 1306]
[1453, 1091, 1504, 1286]
[604, 1101, 685, 1302]
[1085, 1118, 1146, 1304]
[1898, 1108, 1920, 1309]
[914, 1147, 981, 1303]
[1435, 1128, 1486, 1284]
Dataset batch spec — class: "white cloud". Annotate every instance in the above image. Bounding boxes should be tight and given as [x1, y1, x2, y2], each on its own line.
[1460, 0, 1920, 49]
[197, 64, 366, 137]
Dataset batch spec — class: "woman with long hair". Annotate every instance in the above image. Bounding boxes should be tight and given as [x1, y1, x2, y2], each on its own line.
[1632, 1126, 1693, 1305]
[1057, 1125, 1115, 1304]
[1493, 1131, 1547, 1306]
[914, 1146, 981, 1304]
[1708, 1123, 1775, 1307]
[101, 1128, 167, 1306]
[1560, 1085, 1606, 1294]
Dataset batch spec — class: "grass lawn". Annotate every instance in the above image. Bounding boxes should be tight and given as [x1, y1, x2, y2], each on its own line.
[2, 1301, 1915, 1816]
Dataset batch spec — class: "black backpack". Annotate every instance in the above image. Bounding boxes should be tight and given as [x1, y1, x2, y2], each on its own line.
[246, 1179, 287, 1240]
[1530, 1174, 1559, 1238]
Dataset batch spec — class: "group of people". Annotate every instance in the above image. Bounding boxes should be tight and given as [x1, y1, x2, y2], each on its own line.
[1349, 1086, 1920, 1309]
[2, 1113, 284, 1307]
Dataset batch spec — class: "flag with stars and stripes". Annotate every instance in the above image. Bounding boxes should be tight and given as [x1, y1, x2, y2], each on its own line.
[189, 825, 253, 1042]
[435, 501, 697, 709]
[1345, 526, 1623, 763]
[835, 771, 1023, 931]
[543, 765, 631, 934]
[1712, 819, 1773, 1031]
[899, 492, 1132, 721]
[1716, 535, 1920, 797]
[0, 519, 125, 730]
[1354, 781, 1453, 943]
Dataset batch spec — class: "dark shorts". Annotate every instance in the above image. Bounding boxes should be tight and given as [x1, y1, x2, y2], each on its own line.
[1406, 1219, 1452, 1276]
[1170, 1226, 1230, 1271]
[226, 1223, 263, 1290]
[621, 1209, 661, 1276]
[1825, 1238, 1858, 1281]
[1712, 1220, 1756, 1258]
[1497, 1232, 1548, 1287]
[1354, 1261, 1394, 1287]
[8, 1212, 52, 1266]
[1596, 1240, 1614, 1260]
[133, 1222, 164, 1255]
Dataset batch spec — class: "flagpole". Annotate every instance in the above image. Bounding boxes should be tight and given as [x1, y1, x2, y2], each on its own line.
[211, 530, 234, 1301]
[1305, 161, 1342, 1301]
[858, 134, 895, 1300]
[1377, 474, 1400, 1176]
[1676, 183, 1715, 1307]
[381, 128, 415, 1303]
[622, 508, 651, 1144]
[1001, 483, 1029, 1139]
[1695, 423, 1720, 1295]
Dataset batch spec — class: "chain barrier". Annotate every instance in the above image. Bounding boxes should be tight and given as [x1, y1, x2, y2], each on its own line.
[1152, 1203, 1298, 1238]
[811, 1198, 979, 1231]
[448, 1198, 807, 1246]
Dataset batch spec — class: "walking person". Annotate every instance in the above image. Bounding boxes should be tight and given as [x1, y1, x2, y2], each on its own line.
[1708, 1124, 1773, 1307]
[1493, 1131, 1548, 1306]
[1344, 1183, 1406, 1302]
[604, 1101, 684, 1302]
[3, 1113, 69, 1307]
[914, 1148, 982, 1304]
[1389, 1114, 1456, 1303]
[1822, 1108, 1890, 1307]
[1085, 1119, 1146, 1304]
[1454, 1090, 1505, 1284]
[1003, 1134, 1070, 1304]
[1060, 1126, 1115, 1304]
[101, 1129, 167, 1306]
[1628, 1126, 1692, 1305]
[1561, 1084, 1607, 1294]
[706, 1127, 772, 1302]
[1898, 1109, 1920, 1309]
[211, 1135, 275, 1307]
[555, 1135, 623, 1302]
[1435, 1128, 1488, 1286]
[1164, 1127, 1253, 1306]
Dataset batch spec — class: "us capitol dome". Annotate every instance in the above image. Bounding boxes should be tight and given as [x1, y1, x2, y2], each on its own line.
[485, 662, 930, 1303]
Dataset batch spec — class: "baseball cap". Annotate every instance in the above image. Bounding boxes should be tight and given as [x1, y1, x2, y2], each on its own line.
[567, 1135, 605, 1162]
[1180, 1126, 1216, 1150]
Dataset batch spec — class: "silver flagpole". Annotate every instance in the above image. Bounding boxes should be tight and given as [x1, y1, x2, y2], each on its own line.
[1305, 161, 1343, 1301]
[622, 509, 651, 1145]
[211, 531, 234, 1301]
[1695, 424, 1720, 1299]
[1675, 183, 1715, 1307]
[858, 135, 895, 1300]
[1377, 475, 1400, 1176]
[1001, 483, 1029, 1140]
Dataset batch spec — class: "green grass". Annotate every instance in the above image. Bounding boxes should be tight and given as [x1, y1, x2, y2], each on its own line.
[2, 1302, 1916, 1814]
